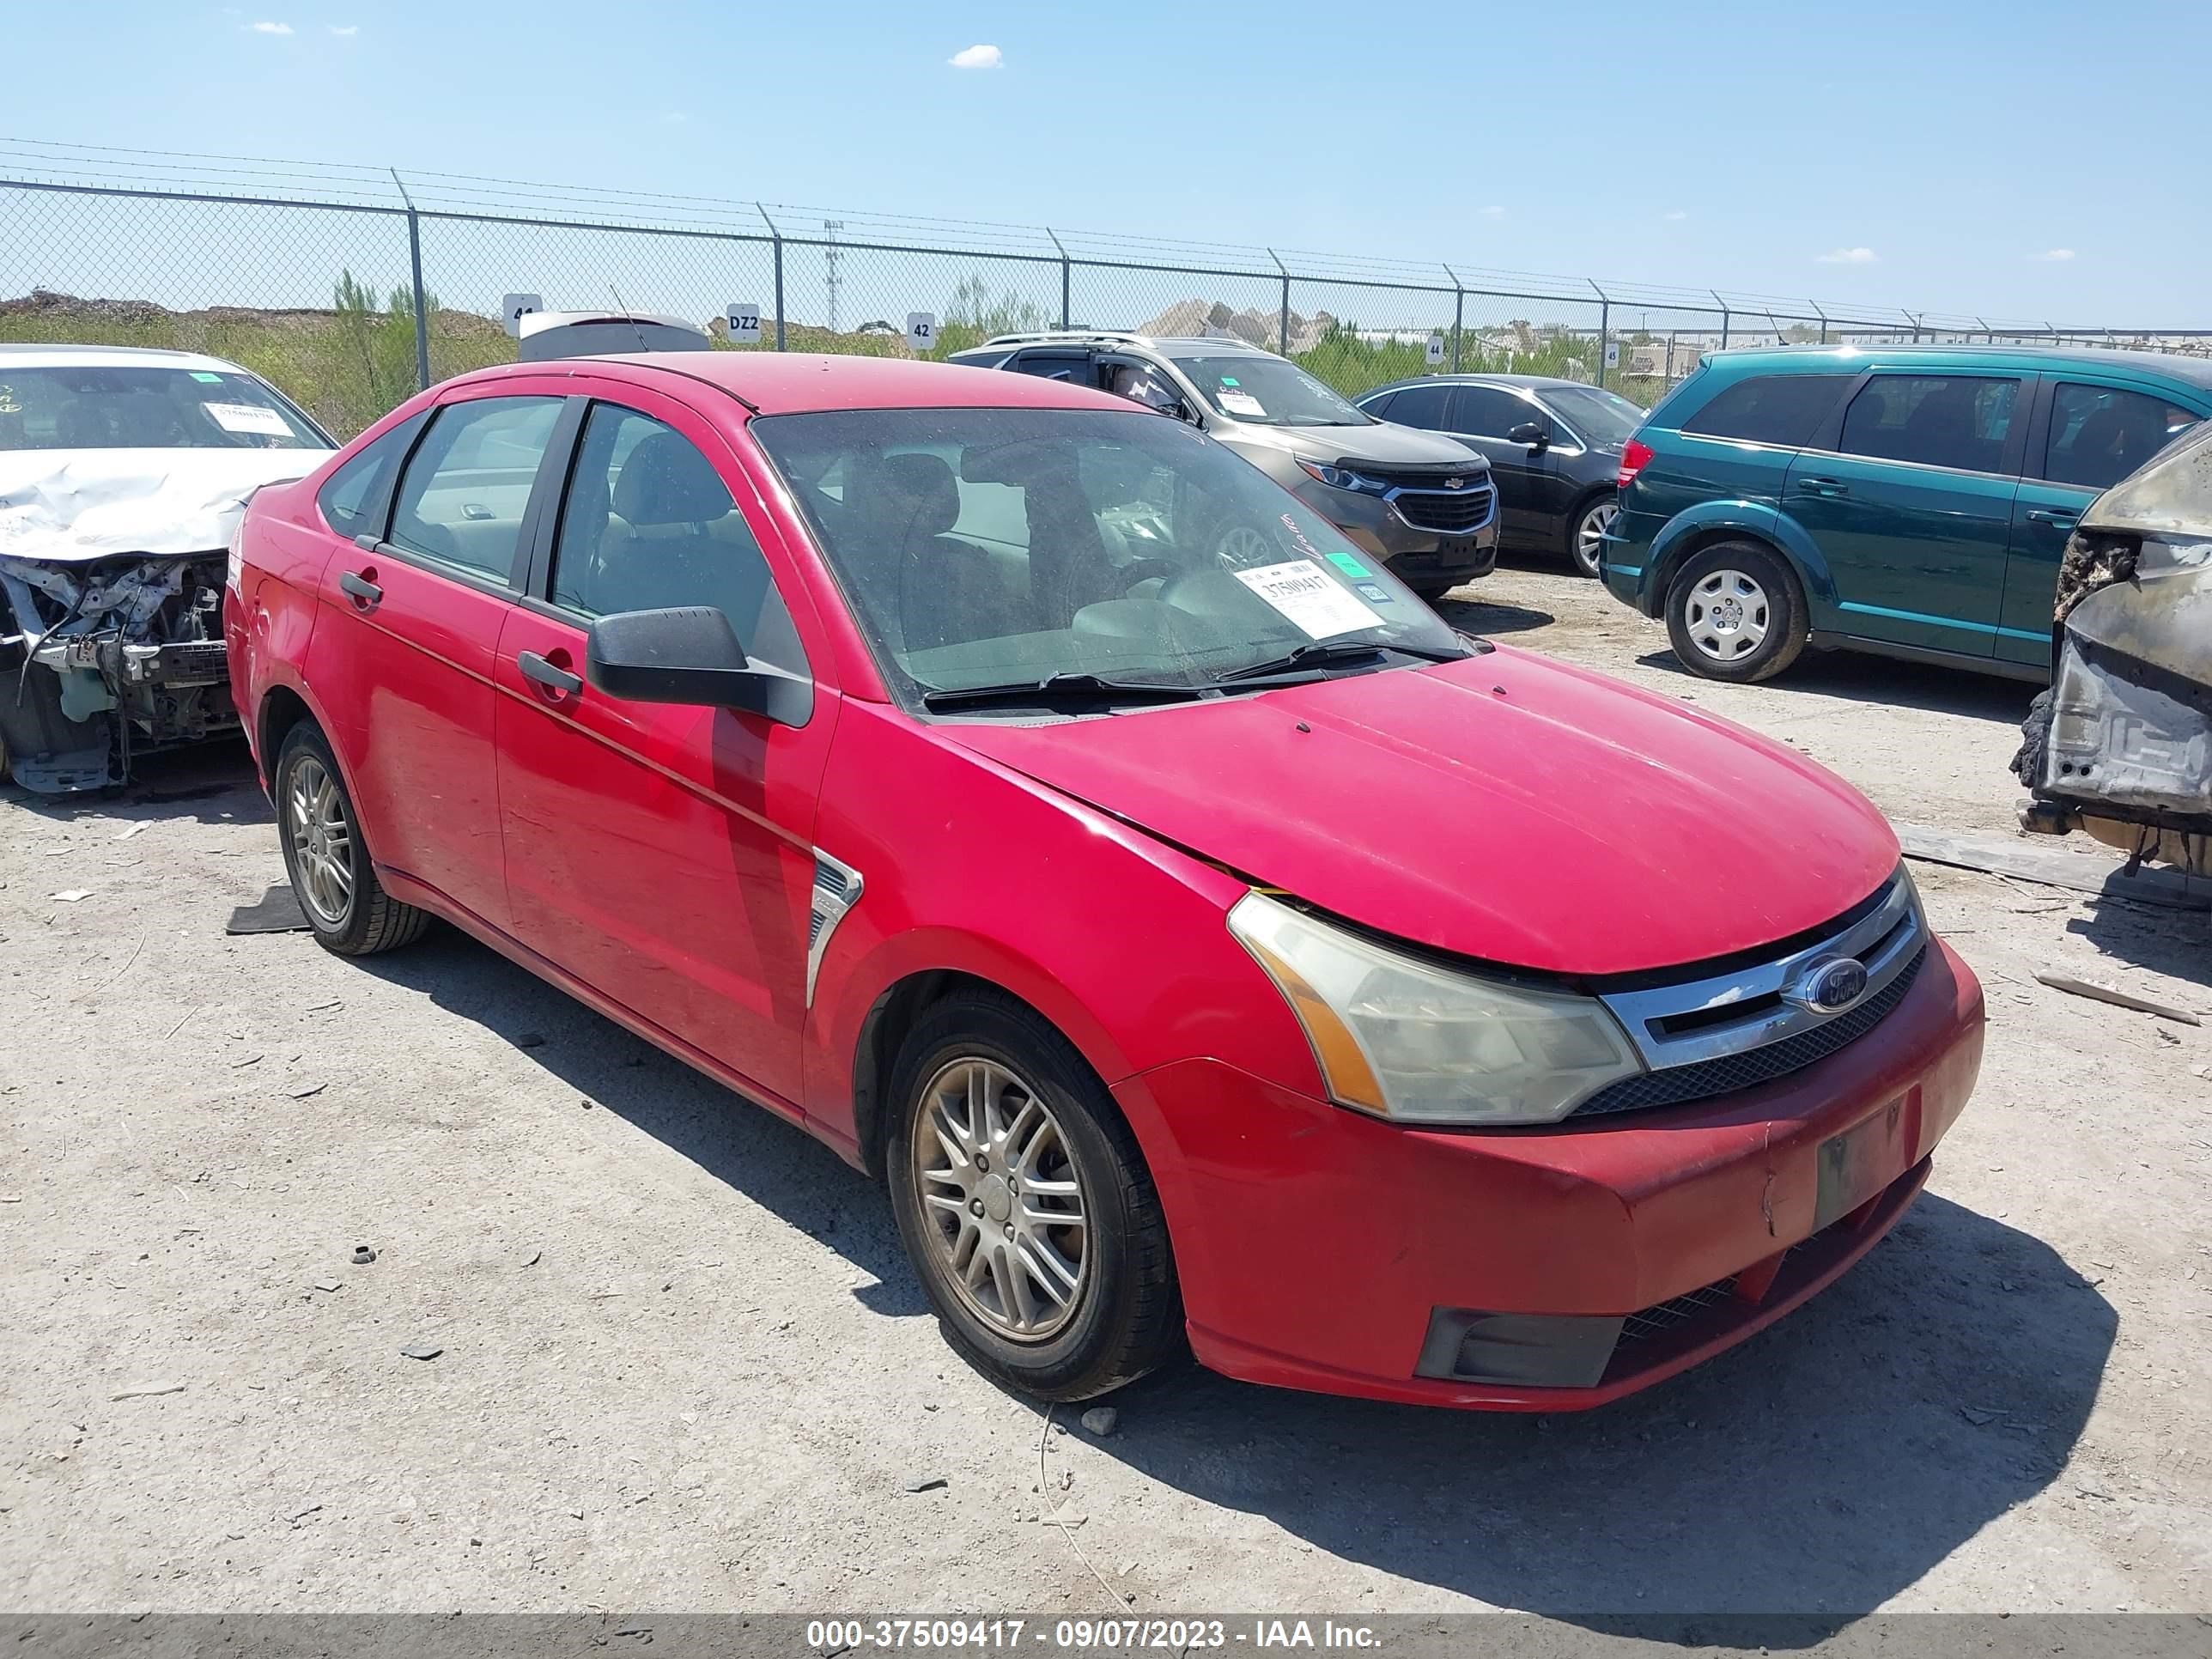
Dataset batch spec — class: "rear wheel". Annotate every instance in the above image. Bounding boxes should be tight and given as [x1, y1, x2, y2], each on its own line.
[1567, 496, 1618, 578]
[886, 989, 1182, 1402]
[275, 723, 432, 957]
[1664, 540, 1808, 684]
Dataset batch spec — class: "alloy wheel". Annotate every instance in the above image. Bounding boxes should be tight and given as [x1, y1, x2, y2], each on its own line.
[286, 756, 356, 927]
[1681, 568, 1771, 664]
[910, 1056, 1091, 1341]
[1574, 501, 1619, 576]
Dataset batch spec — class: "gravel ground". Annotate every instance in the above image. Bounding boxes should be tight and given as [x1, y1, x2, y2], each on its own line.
[3, 559, 2209, 1622]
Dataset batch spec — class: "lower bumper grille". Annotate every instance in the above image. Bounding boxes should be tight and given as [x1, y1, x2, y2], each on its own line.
[1389, 485, 1495, 534]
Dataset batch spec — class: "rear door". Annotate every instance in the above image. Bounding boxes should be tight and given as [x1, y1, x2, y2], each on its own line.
[308, 388, 571, 930]
[1783, 370, 2027, 659]
[2000, 374, 2207, 669]
[492, 383, 836, 1112]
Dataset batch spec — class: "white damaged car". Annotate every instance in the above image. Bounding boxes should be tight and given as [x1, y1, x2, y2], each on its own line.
[0, 345, 335, 791]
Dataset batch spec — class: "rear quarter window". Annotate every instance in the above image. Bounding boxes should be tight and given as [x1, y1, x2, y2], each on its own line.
[1678, 374, 1850, 447]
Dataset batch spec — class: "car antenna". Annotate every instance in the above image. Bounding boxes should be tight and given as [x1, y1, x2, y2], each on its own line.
[607, 284, 652, 354]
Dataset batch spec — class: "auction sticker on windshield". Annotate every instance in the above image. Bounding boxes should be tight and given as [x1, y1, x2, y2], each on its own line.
[1233, 559, 1382, 639]
[204, 403, 291, 436]
[1218, 391, 1267, 418]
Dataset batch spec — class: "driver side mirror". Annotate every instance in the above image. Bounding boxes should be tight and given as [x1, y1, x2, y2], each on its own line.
[586, 605, 812, 726]
[1507, 421, 1548, 450]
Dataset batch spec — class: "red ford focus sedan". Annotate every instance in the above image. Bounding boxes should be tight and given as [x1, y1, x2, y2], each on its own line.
[226, 351, 1984, 1410]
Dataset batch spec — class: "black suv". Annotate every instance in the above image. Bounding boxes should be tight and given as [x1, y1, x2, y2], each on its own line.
[1356, 374, 1646, 577]
[950, 332, 1498, 601]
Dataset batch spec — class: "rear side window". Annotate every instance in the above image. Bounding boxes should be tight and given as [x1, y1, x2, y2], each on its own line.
[387, 396, 563, 582]
[317, 412, 424, 539]
[1679, 374, 1846, 447]
[1839, 375, 2020, 474]
[2044, 382, 2200, 490]
[1382, 384, 1453, 428]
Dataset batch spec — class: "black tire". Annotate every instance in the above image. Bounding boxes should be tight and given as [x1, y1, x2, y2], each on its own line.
[1409, 579, 1460, 605]
[885, 988, 1182, 1402]
[273, 722, 432, 957]
[1663, 539, 1809, 684]
[1565, 494, 1618, 579]
[2011, 687, 2056, 789]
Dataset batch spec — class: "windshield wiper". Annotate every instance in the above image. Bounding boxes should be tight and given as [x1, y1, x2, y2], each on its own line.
[919, 672, 1208, 712]
[1213, 639, 1467, 684]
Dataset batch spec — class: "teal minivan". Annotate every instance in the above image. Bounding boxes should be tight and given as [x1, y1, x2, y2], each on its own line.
[1602, 344, 2211, 683]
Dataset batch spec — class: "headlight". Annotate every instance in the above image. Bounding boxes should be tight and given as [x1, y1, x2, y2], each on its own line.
[1228, 891, 1643, 1126]
[1294, 458, 1386, 494]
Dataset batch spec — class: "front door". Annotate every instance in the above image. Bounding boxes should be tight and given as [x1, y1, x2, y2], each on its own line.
[308, 391, 568, 930]
[491, 389, 834, 1113]
[1783, 371, 2026, 659]
[1440, 382, 1553, 541]
[2000, 376, 2207, 670]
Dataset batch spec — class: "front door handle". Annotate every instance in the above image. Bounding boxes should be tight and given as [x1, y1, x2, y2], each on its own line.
[338, 569, 382, 611]
[1796, 477, 1850, 498]
[518, 650, 584, 696]
[2026, 508, 2080, 529]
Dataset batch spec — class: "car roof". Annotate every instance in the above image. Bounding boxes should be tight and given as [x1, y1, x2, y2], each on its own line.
[0, 343, 252, 374]
[956, 331, 1278, 358]
[451, 351, 1141, 416]
[1361, 373, 1603, 398]
[1698, 342, 2212, 392]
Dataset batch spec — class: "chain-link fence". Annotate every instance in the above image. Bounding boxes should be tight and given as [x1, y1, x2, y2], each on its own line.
[5, 143, 2209, 438]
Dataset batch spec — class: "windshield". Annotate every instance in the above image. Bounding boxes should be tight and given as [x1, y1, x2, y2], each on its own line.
[751, 406, 1465, 708]
[1542, 385, 1644, 447]
[0, 365, 329, 452]
[1170, 355, 1373, 428]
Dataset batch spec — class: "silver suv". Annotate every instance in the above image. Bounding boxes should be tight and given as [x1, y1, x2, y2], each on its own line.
[949, 332, 1497, 601]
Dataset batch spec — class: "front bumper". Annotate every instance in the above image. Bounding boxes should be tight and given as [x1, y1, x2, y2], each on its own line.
[1294, 480, 1499, 584]
[1113, 937, 1984, 1410]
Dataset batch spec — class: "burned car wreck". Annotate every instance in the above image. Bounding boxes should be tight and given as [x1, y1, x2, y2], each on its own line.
[2014, 419, 2212, 873]
[0, 347, 332, 793]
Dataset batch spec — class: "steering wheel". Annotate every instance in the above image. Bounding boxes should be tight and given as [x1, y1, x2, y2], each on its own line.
[1211, 520, 1278, 572]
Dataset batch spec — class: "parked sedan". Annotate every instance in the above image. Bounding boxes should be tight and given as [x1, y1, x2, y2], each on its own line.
[228, 352, 1984, 1411]
[1357, 374, 1646, 576]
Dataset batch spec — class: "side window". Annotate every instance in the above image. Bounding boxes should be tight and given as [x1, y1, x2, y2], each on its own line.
[2044, 383, 2199, 491]
[1009, 353, 1088, 383]
[317, 412, 424, 539]
[387, 396, 562, 581]
[1680, 374, 1848, 447]
[1450, 386, 1532, 438]
[1381, 383, 1453, 429]
[549, 404, 805, 676]
[1359, 392, 1397, 420]
[1838, 375, 2019, 474]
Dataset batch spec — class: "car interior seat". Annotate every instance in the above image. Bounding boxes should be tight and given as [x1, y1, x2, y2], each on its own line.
[841, 451, 1014, 655]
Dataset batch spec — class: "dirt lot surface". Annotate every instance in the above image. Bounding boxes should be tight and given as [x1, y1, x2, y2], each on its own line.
[4, 561, 2209, 1623]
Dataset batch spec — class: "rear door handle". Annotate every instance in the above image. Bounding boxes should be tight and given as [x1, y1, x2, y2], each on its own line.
[337, 570, 382, 610]
[1796, 477, 1849, 498]
[518, 650, 584, 696]
[2026, 509, 2080, 528]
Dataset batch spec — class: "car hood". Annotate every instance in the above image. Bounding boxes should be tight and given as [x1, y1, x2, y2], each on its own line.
[948, 649, 1897, 975]
[0, 447, 327, 562]
[1229, 419, 1486, 472]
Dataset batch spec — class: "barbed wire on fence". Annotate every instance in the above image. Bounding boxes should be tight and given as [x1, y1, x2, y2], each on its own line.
[4, 138, 2208, 437]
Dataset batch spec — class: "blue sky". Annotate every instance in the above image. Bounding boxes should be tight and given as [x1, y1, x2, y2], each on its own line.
[5, 0, 2209, 326]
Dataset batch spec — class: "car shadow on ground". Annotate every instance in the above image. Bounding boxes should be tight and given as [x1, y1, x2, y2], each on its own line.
[1433, 594, 1557, 637]
[1632, 648, 2041, 727]
[351, 931, 931, 1316]
[0, 736, 270, 827]
[357, 927, 2107, 1634]
[2066, 892, 2212, 990]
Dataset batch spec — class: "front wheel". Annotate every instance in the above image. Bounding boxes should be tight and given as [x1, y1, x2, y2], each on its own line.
[1567, 496, 1618, 579]
[885, 990, 1182, 1401]
[1664, 541, 1809, 684]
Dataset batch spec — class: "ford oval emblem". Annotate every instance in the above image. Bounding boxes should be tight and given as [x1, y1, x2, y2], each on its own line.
[1788, 955, 1871, 1016]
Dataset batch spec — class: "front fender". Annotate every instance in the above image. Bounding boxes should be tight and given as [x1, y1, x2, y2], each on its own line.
[1647, 500, 1835, 614]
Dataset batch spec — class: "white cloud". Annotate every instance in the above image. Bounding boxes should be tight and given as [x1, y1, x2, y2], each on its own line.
[659, 111, 689, 125]
[948, 43, 1003, 69]
[2031, 247, 2075, 262]
[1663, 210, 1687, 222]
[1816, 246, 1878, 264]
[328, 23, 358, 35]
[246, 19, 292, 33]
[1480, 204, 1504, 219]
